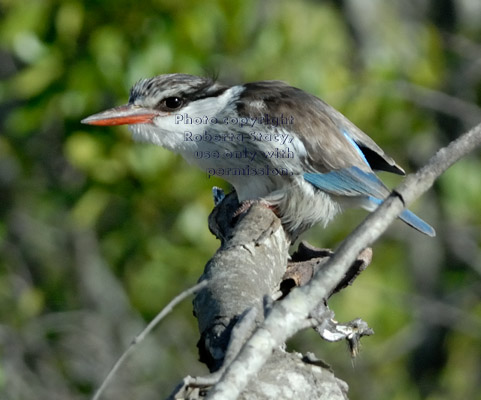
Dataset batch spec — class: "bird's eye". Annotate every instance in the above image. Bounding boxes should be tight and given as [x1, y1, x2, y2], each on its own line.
[161, 97, 183, 110]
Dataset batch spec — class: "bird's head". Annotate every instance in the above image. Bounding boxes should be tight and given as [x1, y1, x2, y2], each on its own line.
[81, 73, 229, 150]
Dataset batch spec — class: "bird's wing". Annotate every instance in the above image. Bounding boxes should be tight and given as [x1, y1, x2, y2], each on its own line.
[303, 167, 389, 199]
[237, 81, 405, 175]
[237, 81, 401, 199]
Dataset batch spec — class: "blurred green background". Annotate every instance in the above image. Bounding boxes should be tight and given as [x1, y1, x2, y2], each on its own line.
[1, 0, 481, 399]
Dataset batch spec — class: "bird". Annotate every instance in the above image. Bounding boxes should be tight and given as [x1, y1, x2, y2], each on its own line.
[81, 73, 435, 238]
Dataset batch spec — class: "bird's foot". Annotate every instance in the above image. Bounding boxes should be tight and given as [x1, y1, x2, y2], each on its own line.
[233, 199, 277, 218]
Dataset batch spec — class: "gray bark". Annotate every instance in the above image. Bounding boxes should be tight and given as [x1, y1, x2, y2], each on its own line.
[170, 192, 351, 399]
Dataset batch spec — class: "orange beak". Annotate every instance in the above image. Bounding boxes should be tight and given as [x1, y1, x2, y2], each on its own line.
[81, 105, 158, 126]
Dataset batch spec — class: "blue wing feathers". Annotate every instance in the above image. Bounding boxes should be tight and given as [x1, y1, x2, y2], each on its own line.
[342, 130, 370, 166]
[303, 166, 389, 199]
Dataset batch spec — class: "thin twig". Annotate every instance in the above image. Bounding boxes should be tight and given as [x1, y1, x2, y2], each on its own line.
[92, 280, 209, 400]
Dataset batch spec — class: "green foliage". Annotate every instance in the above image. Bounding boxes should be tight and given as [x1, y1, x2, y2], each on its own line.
[1, 0, 481, 399]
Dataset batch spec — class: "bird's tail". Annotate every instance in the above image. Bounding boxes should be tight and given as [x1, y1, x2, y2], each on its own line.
[398, 209, 436, 237]
[365, 196, 435, 237]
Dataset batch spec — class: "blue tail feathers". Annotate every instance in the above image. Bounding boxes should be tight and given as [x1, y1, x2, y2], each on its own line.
[398, 209, 436, 237]
[368, 196, 435, 237]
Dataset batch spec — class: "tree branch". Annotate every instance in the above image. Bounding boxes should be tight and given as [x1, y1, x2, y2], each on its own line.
[205, 123, 481, 400]
[176, 191, 358, 399]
